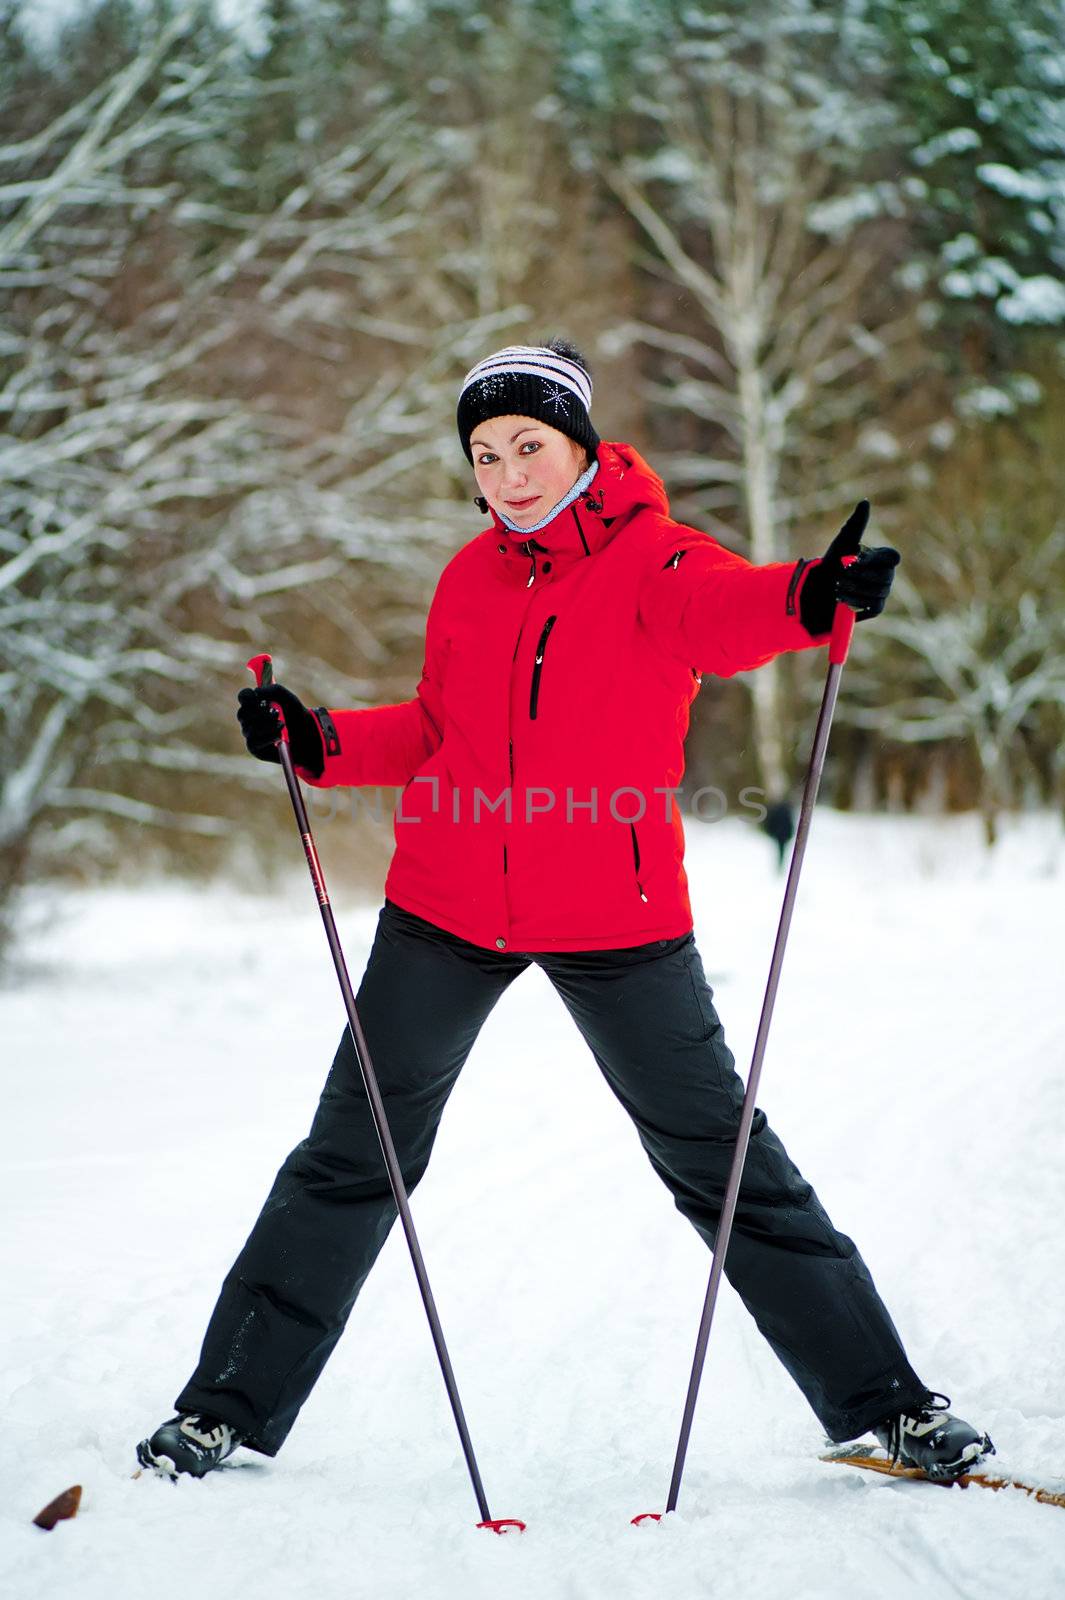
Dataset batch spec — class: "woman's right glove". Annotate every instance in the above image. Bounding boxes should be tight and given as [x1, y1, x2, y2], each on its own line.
[236, 684, 325, 777]
[798, 501, 901, 637]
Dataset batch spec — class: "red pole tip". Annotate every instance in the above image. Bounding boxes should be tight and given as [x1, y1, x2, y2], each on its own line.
[477, 1518, 526, 1535]
[829, 550, 858, 664]
[631, 1512, 663, 1526]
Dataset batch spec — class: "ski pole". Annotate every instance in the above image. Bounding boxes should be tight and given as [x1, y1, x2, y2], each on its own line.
[246, 653, 523, 1536]
[633, 583, 858, 1526]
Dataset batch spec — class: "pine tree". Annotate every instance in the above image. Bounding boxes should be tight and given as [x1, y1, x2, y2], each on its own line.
[873, 0, 1065, 408]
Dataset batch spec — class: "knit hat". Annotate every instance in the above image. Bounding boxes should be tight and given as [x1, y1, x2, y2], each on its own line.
[457, 339, 600, 464]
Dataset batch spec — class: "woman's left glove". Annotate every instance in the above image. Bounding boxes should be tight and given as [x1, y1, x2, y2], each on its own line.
[798, 500, 901, 637]
[236, 684, 325, 777]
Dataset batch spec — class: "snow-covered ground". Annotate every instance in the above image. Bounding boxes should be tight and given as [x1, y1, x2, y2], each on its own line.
[2, 811, 1063, 1600]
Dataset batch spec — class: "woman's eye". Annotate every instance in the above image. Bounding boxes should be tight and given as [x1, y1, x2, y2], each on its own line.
[477, 453, 497, 466]
[520, 441, 540, 455]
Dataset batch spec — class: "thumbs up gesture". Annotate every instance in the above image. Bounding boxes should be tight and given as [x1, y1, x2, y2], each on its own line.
[798, 501, 901, 637]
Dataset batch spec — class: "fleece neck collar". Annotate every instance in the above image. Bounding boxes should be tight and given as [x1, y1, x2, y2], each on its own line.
[495, 459, 600, 535]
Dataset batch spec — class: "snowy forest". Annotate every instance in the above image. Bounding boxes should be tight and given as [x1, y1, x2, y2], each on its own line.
[2, 0, 1064, 958]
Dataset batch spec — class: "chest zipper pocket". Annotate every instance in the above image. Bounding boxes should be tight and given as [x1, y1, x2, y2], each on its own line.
[630, 822, 649, 902]
[529, 615, 557, 720]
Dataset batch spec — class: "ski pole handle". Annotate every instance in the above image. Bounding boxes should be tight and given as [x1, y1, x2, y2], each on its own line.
[245, 653, 289, 744]
[246, 652, 274, 690]
[828, 555, 858, 665]
[829, 602, 856, 665]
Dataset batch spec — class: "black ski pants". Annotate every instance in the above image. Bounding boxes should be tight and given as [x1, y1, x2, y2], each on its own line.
[177, 899, 926, 1454]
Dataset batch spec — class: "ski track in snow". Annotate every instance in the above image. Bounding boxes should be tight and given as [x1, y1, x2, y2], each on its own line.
[1, 812, 1063, 1600]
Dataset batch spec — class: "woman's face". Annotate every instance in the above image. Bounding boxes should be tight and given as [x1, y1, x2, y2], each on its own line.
[470, 414, 587, 528]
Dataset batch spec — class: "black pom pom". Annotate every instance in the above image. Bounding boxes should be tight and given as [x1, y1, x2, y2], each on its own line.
[539, 334, 592, 380]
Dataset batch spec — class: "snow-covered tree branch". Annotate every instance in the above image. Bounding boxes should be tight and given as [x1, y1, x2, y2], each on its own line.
[0, 2, 497, 944]
[601, 8, 924, 797]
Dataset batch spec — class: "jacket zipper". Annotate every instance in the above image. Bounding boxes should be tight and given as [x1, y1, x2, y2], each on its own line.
[529, 615, 557, 720]
[630, 822, 648, 902]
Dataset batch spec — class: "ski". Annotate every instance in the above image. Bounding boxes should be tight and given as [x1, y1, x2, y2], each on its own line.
[821, 1443, 1065, 1509]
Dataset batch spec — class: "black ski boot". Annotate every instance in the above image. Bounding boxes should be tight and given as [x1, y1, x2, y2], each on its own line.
[136, 1413, 243, 1479]
[875, 1392, 993, 1480]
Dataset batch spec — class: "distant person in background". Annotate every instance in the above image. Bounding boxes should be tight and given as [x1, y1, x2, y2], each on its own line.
[763, 798, 796, 871]
[137, 339, 991, 1485]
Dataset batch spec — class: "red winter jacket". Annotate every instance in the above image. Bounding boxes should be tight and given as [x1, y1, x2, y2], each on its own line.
[302, 441, 826, 951]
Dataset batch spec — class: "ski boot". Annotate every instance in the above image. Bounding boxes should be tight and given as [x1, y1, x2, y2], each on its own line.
[875, 1392, 993, 1480]
[136, 1413, 243, 1479]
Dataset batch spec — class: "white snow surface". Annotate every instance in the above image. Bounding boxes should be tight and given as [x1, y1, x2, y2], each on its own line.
[2, 811, 1064, 1599]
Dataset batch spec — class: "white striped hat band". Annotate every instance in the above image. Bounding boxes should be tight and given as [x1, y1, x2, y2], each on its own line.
[459, 345, 593, 411]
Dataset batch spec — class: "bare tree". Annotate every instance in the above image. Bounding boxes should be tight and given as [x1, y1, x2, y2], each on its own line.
[0, 3, 502, 947]
[840, 449, 1065, 845]
[601, 10, 926, 799]
[374, 1, 630, 410]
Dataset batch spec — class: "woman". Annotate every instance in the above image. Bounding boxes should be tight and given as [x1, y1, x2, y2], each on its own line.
[137, 339, 990, 1483]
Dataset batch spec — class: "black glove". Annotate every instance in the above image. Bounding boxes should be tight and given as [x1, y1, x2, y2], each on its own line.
[798, 500, 901, 637]
[236, 684, 325, 777]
